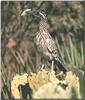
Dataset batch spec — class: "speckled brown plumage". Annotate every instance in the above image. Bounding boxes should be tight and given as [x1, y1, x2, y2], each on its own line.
[34, 18, 68, 73]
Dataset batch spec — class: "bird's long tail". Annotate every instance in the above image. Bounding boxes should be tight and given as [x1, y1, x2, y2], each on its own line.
[54, 57, 69, 73]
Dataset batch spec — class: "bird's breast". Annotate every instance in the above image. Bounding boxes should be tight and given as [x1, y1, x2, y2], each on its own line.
[35, 34, 47, 51]
[35, 33, 50, 56]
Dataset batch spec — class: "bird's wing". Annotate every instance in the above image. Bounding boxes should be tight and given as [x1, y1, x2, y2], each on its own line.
[46, 36, 68, 73]
[46, 36, 58, 57]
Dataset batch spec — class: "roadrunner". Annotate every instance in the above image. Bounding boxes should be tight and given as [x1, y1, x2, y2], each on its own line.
[34, 13, 68, 73]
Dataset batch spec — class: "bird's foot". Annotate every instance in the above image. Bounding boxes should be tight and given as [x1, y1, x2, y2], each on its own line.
[51, 70, 55, 75]
[56, 71, 63, 77]
[56, 71, 65, 80]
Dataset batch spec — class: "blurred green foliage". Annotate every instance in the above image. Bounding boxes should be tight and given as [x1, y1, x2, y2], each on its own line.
[1, 1, 84, 99]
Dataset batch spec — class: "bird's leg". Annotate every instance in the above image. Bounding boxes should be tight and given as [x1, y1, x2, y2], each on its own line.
[41, 64, 45, 70]
[51, 60, 55, 74]
[41, 58, 46, 71]
[51, 60, 54, 71]
[49, 60, 55, 79]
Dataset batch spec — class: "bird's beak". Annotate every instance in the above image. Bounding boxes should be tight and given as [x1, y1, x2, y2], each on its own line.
[21, 9, 31, 16]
